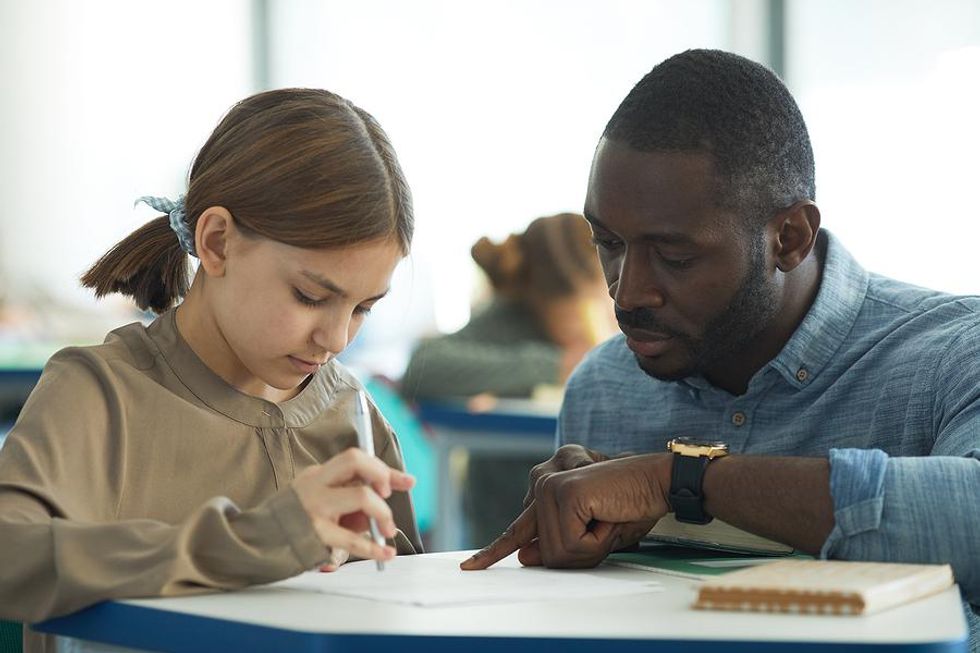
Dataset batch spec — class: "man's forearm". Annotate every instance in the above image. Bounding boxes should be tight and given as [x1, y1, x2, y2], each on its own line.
[700, 456, 834, 555]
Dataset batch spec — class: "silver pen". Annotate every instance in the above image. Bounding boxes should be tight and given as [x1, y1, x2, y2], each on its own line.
[354, 390, 387, 571]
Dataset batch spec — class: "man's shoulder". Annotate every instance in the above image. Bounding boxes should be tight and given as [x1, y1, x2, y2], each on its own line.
[866, 273, 980, 315]
[863, 274, 980, 343]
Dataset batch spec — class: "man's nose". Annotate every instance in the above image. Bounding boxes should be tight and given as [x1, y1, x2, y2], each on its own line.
[611, 246, 665, 311]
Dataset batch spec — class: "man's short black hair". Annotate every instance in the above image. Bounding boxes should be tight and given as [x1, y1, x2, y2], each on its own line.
[604, 49, 815, 227]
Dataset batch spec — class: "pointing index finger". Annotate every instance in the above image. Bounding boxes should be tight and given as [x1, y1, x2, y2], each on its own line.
[460, 504, 538, 570]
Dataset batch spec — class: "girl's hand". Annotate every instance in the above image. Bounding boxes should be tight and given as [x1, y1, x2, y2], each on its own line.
[293, 448, 415, 564]
[318, 547, 350, 572]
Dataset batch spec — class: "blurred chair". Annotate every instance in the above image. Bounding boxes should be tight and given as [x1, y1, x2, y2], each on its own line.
[364, 376, 436, 538]
[0, 619, 21, 653]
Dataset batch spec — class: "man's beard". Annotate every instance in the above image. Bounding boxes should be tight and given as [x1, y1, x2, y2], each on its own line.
[617, 236, 779, 382]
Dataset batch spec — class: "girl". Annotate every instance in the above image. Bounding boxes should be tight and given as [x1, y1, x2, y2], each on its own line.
[0, 88, 421, 652]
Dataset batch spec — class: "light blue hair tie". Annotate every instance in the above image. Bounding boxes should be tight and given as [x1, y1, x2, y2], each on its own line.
[135, 195, 196, 257]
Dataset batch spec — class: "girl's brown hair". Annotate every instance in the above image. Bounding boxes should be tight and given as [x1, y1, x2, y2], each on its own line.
[470, 213, 601, 302]
[81, 88, 413, 313]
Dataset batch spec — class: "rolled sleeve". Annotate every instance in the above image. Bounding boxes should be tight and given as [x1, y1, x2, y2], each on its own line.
[822, 448, 980, 605]
[820, 447, 888, 556]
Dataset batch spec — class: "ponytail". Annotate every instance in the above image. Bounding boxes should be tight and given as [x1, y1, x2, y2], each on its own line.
[80, 216, 191, 313]
[471, 235, 523, 293]
[471, 213, 602, 303]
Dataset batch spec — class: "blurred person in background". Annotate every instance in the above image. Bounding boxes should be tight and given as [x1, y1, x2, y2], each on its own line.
[401, 212, 615, 546]
[401, 212, 615, 403]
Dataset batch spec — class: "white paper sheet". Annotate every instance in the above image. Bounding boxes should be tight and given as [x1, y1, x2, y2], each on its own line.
[274, 555, 662, 607]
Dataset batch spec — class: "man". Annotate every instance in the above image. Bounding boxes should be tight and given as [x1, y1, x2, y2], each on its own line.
[461, 49, 979, 648]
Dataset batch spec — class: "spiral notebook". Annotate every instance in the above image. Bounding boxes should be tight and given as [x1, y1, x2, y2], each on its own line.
[694, 559, 954, 615]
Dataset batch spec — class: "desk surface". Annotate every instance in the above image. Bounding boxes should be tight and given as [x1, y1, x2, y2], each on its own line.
[37, 551, 968, 653]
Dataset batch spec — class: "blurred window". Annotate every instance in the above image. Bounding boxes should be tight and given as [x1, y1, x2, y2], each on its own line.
[267, 0, 736, 332]
[786, 0, 980, 293]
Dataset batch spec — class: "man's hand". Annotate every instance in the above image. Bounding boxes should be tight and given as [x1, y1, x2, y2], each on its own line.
[461, 453, 672, 570]
[521, 445, 654, 553]
[522, 444, 609, 508]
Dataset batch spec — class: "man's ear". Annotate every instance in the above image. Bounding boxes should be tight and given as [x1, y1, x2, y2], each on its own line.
[195, 206, 235, 277]
[770, 201, 821, 273]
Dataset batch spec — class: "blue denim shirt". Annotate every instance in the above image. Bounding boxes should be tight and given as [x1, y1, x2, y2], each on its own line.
[559, 230, 980, 649]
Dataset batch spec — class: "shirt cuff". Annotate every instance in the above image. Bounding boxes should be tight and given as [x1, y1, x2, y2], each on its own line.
[820, 448, 889, 559]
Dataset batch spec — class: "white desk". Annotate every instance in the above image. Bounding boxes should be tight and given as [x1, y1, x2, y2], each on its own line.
[36, 551, 968, 652]
[417, 400, 558, 551]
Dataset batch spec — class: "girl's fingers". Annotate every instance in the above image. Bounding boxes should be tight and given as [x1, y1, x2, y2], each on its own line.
[315, 448, 375, 486]
[315, 486, 397, 538]
[389, 470, 416, 492]
[338, 511, 371, 533]
[296, 448, 414, 554]
[318, 546, 350, 572]
[319, 448, 415, 499]
[316, 521, 396, 561]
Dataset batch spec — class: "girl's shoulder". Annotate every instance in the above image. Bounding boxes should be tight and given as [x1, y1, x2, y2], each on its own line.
[56, 318, 153, 362]
[39, 320, 159, 391]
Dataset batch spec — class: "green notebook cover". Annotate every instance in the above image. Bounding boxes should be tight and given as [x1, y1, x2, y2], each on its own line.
[606, 544, 812, 580]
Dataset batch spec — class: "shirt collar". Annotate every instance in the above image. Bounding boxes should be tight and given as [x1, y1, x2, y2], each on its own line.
[767, 229, 869, 390]
[144, 308, 342, 428]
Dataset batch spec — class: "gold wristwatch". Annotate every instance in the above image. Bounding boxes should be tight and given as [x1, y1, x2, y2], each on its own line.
[666, 436, 729, 524]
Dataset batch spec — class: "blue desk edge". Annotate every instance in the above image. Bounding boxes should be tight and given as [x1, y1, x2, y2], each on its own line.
[417, 401, 557, 436]
[34, 600, 967, 653]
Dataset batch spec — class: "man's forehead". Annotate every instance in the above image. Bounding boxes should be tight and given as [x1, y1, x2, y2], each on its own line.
[585, 139, 723, 233]
[588, 138, 715, 192]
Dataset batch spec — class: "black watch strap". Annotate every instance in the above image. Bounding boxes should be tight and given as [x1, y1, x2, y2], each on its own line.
[669, 453, 713, 524]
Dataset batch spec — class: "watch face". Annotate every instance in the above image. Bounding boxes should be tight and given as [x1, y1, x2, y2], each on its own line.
[671, 436, 727, 448]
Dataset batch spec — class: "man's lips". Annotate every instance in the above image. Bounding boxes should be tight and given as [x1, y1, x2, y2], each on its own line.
[621, 326, 675, 357]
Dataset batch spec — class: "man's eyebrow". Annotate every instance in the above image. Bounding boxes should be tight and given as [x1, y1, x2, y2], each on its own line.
[300, 270, 389, 302]
[582, 211, 699, 246]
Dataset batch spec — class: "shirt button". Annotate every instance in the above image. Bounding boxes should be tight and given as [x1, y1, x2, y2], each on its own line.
[796, 367, 809, 382]
[731, 411, 746, 427]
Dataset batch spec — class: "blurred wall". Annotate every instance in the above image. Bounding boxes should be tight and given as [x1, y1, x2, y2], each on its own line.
[0, 0, 253, 307]
[1, 1, 977, 369]
[265, 0, 741, 332]
[787, 0, 980, 294]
